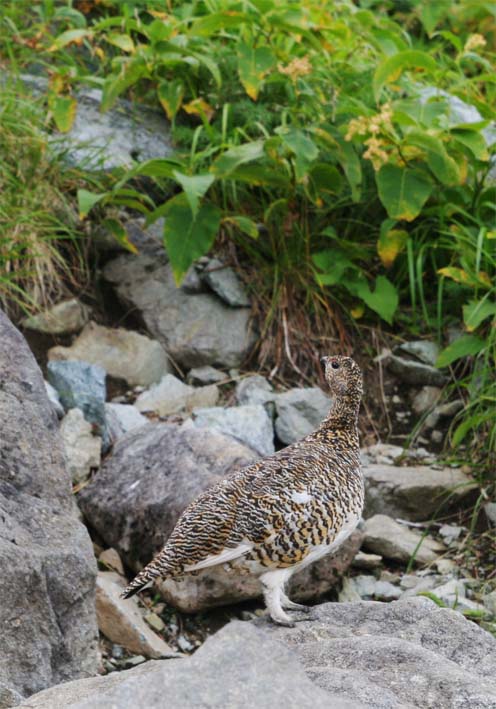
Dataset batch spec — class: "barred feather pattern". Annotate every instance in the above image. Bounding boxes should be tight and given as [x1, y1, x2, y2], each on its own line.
[122, 356, 364, 599]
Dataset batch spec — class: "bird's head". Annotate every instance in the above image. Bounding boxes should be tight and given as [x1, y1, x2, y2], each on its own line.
[321, 355, 363, 399]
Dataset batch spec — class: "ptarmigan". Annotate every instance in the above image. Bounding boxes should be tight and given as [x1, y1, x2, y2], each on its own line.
[122, 355, 364, 626]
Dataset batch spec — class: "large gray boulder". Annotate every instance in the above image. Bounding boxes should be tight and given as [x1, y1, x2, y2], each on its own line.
[21, 597, 496, 709]
[275, 387, 331, 444]
[363, 463, 477, 521]
[79, 420, 361, 612]
[0, 311, 98, 702]
[20, 622, 351, 709]
[78, 420, 258, 571]
[103, 252, 255, 369]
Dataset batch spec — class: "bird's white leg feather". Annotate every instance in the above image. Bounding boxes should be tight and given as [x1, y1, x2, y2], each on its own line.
[280, 590, 311, 612]
[260, 568, 294, 626]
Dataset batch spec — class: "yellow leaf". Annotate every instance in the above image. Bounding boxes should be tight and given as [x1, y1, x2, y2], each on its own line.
[351, 304, 365, 319]
[183, 98, 215, 122]
[437, 267, 473, 286]
[377, 228, 408, 268]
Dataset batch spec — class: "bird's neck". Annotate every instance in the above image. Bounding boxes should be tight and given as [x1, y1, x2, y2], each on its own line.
[320, 393, 360, 436]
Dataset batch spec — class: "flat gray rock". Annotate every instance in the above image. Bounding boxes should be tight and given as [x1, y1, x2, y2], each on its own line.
[0, 311, 98, 702]
[105, 403, 148, 442]
[134, 374, 219, 416]
[20, 298, 91, 335]
[235, 374, 275, 406]
[386, 354, 448, 386]
[103, 253, 256, 369]
[200, 258, 251, 307]
[363, 515, 444, 565]
[363, 463, 477, 521]
[21, 622, 349, 709]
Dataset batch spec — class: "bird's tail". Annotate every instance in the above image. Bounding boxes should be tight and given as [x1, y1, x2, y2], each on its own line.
[121, 561, 164, 599]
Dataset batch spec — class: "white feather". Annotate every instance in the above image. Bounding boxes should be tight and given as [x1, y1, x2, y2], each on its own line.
[185, 543, 253, 572]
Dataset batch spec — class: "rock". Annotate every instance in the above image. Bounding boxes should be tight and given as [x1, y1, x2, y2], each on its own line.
[363, 463, 477, 521]
[44, 380, 64, 418]
[438, 524, 464, 546]
[20, 621, 346, 709]
[274, 387, 331, 445]
[134, 374, 219, 416]
[0, 685, 24, 709]
[436, 399, 465, 417]
[94, 217, 166, 257]
[386, 354, 448, 386]
[144, 612, 165, 633]
[105, 403, 148, 442]
[235, 375, 275, 406]
[158, 531, 362, 613]
[47, 360, 108, 445]
[200, 258, 251, 307]
[482, 590, 496, 615]
[431, 429, 444, 444]
[396, 340, 440, 366]
[96, 572, 173, 659]
[60, 408, 101, 484]
[193, 405, 275, 457]
[484, 502, 496, 526]
[258, 596, 496, 709]
[434, 559, 457, 574]
[0, 311, 98, 701]
[180, 265, 205, 294]
[361, 443, 404, 466]
[20, 298, 91, 335]
[99, 548, 125, 576]
[352, 552, 383, 570]
[339, 575, 401, 602]
[428, 579, 484, 612]
[362, 515, 444, 565]
[78, 420, 258, 572]
[412, 386, 442, 415]
[103, 253, 256, 368]
[48, 322, 171, 388]
[187, 365, 226, 385]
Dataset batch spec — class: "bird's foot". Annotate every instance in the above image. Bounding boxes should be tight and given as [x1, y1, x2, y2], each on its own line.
[282, 601, 312, 613]
[269, 611, 296, 628]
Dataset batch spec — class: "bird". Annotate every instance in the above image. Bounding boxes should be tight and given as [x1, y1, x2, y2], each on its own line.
[122, 355, 364, 627]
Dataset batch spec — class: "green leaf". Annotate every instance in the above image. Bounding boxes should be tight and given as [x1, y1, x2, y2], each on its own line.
[131, 159, 182, 179]
[419, 1, 450, 36]
[157, 80, 184, 120]
[211, 141, 266, 177]
[224, 216, 259, 239]
[278, 128, 319, 181]
[172, 171, 215, 218]
[237, 42, 275, 100]
[355, 275, 399, 325]
[105, 33, 135, 52]
[48, 29, 91, 51]
[451, 130, 489, 161]
[101, 58, 147, 112]
[406, 130, 460, 185]
[163, 195, 221, 283]
[77, 189, 106, 219]
[312, 250, 355, 286]
[49, 95, 77, 133]
[373, 50, 437, 100]
[308, 164, 343, 202]
[452, 412, 493, 447]
[377, 220, 409, 268]
[463, 299, 496, 331]
[376, 165, 433, 221]
[190, 11, 248, 36]
[436, 334, 485, 368]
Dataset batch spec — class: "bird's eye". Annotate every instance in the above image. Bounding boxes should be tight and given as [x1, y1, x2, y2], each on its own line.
[331, 361, 340, 369]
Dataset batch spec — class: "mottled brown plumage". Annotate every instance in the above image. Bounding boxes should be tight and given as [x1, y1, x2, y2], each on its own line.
[122, 355, 364, 626]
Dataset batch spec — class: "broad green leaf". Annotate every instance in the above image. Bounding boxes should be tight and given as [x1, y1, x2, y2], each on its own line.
[163, 195, 221, 284]
[308, 164, 343, 201]
[105, 33, 135, 52]
[436, 334, 485, 368]
[102, 219, 137, 254]
[406, 130, 460, 185]
[77, 189, 106, 219]
[48, 29, 91, 51]
[101, 58, 147, 112]
[132, 159, 182, 179]
[49, 95, 77, 133]
[373, 50, 437, 100]
[237, 42, 275, 100]
[312, 125, 362, 201]
[211, 140, 266, 177]
[463, 299, 496, 331]
[228, 164, 290, 188]
[157, 80, 184, 120]
[224, 216, 259, 239]
[451, 130, 489, 161]
[377, 220, 408, 268]
[452, 412, 493, 447]
[172, 171, 215, 218]
[355, 275, 399, 325]
[312, 250, 355, 286]
[190, 11, 248, 35]
[278, 128, 319, 181]
[419, 1, 450, 35]
[376, 165, 433, 222]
